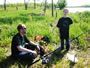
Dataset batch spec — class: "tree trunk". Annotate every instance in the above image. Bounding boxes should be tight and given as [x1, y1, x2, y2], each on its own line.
[44, 0, 47, 13]
[34, 0, 36, 9]
[52, 0, 54, 17]
[24, 0, 28, 10]
[4, 0, 6, 10]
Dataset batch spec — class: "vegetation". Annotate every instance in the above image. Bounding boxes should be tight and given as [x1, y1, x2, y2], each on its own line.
[0, 3, 90, 68]
[80, 5, 90, 7]
[57, 0, 67, 10]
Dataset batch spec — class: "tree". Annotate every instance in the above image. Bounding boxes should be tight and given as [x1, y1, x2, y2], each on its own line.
[52, 0, 54, 17]
[4, 0, 6, 10]
[57, 0, 67, 10]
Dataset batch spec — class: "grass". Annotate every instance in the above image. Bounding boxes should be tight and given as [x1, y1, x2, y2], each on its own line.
[0, 4, 90, 68]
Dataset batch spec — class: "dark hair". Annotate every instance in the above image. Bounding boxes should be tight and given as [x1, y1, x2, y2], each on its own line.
[17, 24, 23, 31]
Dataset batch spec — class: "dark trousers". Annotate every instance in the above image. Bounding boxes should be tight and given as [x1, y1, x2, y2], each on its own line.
[14, 44, 45, 62]
[61, 38, 70, 51]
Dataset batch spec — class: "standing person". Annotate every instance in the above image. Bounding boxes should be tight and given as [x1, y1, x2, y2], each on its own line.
[57, 8, 73, 51]
[11, 24, 45, 62]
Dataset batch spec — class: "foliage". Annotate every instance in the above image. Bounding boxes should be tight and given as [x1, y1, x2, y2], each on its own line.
[57, 0, 67, 10]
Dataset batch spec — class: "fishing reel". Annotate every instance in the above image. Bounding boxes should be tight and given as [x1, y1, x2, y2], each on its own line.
[42, 58, 49, 64]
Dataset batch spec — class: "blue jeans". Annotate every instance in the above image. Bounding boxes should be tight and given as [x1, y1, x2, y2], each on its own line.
[61, 38, 70, 51]
[14, 44, 45, 62]
[15, 52, 36, 62]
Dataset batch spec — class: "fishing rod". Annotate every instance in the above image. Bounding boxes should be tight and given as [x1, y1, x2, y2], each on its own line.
[31, 29, 90, 65]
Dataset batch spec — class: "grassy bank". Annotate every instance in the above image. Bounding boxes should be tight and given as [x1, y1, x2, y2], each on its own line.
[0, 6, 90, 68]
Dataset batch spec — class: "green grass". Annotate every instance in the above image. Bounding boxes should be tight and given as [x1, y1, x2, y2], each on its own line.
[0, 5, 90, 68]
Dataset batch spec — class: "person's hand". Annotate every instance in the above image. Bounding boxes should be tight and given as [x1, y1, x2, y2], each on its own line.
[32, 51, 38, 57]
[36, 45, 40, 51]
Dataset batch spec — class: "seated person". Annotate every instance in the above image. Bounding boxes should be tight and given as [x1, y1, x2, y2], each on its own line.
[11, 24, 45, 62]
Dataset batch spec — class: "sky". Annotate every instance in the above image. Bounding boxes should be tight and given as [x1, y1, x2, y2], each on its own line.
[0, 0, 90, 6]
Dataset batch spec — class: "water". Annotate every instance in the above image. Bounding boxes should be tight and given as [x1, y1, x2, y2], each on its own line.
[66, 7, 90, 13]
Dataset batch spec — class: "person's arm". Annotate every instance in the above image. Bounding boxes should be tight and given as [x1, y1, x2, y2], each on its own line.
[56, 18, 62, 28]
[56, 19, 60, 28]
[69, 18, 73, 24]
[25, 35, 38, 46]
[24, 35, 40, 51]
[17, 45, 37, 56]
[15, 36, 37, 56]
[24, 35, 30, 43]
[29, 41, 40, 51]
[24, 36, 40, 51]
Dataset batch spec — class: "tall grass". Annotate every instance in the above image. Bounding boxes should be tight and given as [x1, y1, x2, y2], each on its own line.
[0, 5, 90, 68]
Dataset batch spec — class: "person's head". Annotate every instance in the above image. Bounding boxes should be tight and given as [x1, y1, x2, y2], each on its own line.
[17, 24, 26, 35]
[63, 8, 69, 16]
